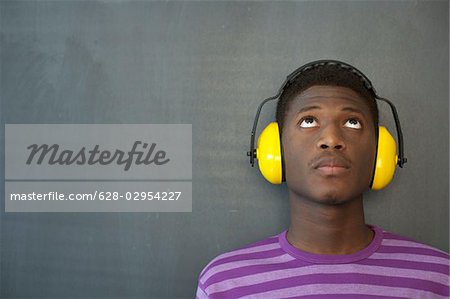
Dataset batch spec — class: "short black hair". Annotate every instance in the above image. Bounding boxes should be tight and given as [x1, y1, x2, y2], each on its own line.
[276, 63, 379, 133]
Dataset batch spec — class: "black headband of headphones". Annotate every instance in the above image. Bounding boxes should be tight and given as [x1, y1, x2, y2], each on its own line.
[247, 59, 407, 168]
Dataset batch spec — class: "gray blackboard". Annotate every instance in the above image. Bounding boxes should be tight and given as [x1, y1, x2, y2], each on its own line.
[1, 1, 448, 298]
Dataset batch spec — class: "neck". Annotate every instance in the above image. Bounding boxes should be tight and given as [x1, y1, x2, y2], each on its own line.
[287, 191, 374, 255]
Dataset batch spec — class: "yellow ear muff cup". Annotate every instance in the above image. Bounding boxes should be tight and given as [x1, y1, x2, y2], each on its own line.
[371, 126, 398, 190]
[256, 122, 283, 184]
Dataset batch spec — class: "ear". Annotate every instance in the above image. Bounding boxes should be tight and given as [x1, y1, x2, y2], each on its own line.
[256, 122, 283, 184]
[371, 126, 398, 190]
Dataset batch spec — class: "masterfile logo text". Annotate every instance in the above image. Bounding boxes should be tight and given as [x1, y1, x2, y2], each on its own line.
[6, 124, 191, 180]
[5, 124, 192, 212]
[26, 141, 170, 171]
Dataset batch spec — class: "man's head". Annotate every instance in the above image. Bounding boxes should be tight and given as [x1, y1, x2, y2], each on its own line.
[277, 63, 379, 205]
[276, 63, 379, 133]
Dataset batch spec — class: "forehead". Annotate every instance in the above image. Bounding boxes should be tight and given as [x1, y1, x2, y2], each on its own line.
[289, 85, 372, 114]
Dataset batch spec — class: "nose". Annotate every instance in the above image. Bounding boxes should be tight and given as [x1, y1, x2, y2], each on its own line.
[317, 124, 346, 150]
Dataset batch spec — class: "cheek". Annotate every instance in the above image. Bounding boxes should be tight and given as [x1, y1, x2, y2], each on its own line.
[282, 136, 311, 179]
[354, 139, 377, 180]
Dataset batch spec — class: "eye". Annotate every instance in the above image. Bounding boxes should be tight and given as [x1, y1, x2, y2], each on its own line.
[344, 118, 362, 129]
[299, 117, 319, 128]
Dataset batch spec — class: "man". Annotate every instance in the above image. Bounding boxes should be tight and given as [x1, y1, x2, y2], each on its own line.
[196, 61, 449, 298]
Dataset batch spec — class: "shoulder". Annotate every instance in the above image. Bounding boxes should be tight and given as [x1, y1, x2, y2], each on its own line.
[197, 233, 287, 295]
[378, 227, 449, 258]
[374, 227, 449, 286]
[199, 233, 282, 280]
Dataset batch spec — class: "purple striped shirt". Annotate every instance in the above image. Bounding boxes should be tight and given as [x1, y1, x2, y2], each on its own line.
[196, 225, 449, 298]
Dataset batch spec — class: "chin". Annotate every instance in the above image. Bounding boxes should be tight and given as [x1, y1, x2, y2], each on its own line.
[312, 185, 367, 205]
[301, 185, 359, 205]
[315, 194, 353, 206]
[287, 177, 368, 206]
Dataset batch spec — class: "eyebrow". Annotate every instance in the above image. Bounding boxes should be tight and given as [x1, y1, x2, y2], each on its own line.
[296, 105, 321, 115]
[295, 105, 367, 116]
[341, 106, 365, 115]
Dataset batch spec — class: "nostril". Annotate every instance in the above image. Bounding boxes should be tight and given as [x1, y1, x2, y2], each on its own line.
[335, 145, 343, 149]
[320, 144, 328, 149]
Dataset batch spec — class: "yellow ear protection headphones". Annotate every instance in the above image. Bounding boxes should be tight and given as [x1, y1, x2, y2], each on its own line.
[247, 60, 407, 190]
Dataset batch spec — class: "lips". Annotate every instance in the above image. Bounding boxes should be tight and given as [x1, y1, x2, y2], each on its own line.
[312, 156, 351, 176]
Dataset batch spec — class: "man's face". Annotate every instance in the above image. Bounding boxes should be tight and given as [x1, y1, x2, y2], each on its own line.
[282, 85, 377, 205]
